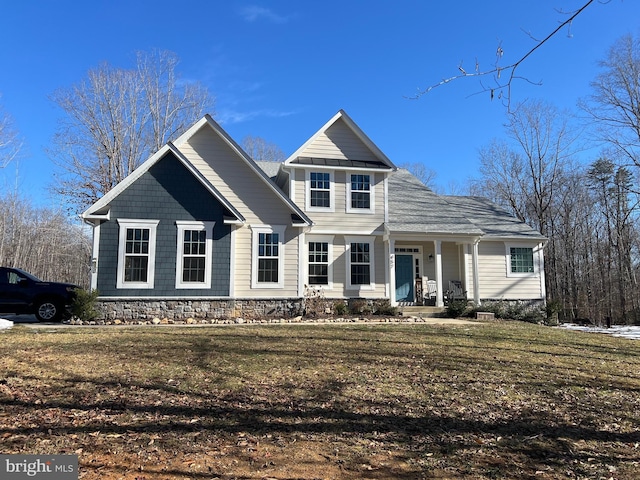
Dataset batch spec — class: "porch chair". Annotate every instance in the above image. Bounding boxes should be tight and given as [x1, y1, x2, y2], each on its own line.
[425, 280, 437, 305]
[446, 280, 467, 304]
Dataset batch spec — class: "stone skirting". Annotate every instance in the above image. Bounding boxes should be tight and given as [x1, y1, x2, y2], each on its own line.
[95, 298, 305, 321]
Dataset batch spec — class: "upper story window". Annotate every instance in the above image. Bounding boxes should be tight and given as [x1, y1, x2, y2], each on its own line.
[306, 171, 334, 211]
[175, 221, 214, 289]
[347, 173, 374, 213]
[116, 219, 159, 289]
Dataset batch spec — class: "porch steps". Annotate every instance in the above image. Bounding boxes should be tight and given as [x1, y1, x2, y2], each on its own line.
[399, 306, 446, 318]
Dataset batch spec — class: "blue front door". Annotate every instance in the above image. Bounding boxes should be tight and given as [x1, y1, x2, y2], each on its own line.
[395, 255, 414, 302]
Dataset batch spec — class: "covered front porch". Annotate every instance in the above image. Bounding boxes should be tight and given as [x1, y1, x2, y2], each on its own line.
[388, 236, 482, 307]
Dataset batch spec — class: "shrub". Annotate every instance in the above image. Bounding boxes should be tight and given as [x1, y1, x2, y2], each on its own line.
[303, 286, 328, 318]
[348, 298, 369, 315]
[334, 302, 348, 315]
[446, 300, 468, 318]
[70, 289, 100, 322]
[373, 299, 398, 316]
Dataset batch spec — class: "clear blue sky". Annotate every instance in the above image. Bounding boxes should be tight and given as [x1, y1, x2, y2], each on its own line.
[1, 1, 638, 207]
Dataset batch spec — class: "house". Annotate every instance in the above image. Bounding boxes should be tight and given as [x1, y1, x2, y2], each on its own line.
[81, 110, 546, 320]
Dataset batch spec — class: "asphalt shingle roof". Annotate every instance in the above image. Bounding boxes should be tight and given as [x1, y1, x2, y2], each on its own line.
[254, 163, 544, 240]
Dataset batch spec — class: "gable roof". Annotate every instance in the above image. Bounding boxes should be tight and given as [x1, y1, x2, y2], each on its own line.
[284, 110, 396, 170]
[81, 142, 245, 223]
[387, 169, 545, 240]
[173, 115, 312, 226]
[82, 115, 312, 227]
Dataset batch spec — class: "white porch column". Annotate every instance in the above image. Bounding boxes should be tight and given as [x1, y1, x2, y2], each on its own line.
[298, 230, 306, 297]
[389, 238, 396, 305]
[435, 240, 444, 307]
[472, 239, 480, 306]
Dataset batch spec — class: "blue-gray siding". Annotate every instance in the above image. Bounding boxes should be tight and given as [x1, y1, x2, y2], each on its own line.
[97, 152, 231, 296]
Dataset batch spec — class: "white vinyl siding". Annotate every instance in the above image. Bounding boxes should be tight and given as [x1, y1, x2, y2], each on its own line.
[294, 169, 385, 232]
[475, 241, 544, 299]
[181, 128, 301, 296]
[301, 118, 381, 162]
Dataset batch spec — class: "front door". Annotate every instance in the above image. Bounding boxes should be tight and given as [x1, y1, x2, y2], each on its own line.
[395, 254, 414, 303]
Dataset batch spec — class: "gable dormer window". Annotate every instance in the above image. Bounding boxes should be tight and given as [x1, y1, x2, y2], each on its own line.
[306, 171, 334, 211]
[347, 173, 374, 213]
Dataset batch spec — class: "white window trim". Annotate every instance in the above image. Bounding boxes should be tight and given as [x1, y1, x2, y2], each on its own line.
[307, 235, 334, 290]
[306, 170, 335, 212]
[346, 172, 375, 214]
[345, 236, 375, 291]
[505, 243, 537, 278]
[175, 221, 215, 289]
[251, 225, 286, 289]
[116, 219, 159, 289]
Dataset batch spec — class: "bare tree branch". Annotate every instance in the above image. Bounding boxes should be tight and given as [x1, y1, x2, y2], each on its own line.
[411, 0, 599, 109]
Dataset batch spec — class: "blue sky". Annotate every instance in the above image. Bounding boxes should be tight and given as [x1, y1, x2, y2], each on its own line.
[1, 0, 638, 207]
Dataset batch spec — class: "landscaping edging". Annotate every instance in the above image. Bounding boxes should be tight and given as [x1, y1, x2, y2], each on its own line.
[66, 315, 458, 326]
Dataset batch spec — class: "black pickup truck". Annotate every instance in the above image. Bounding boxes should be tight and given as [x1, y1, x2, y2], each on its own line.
[0, 267, 78, 322]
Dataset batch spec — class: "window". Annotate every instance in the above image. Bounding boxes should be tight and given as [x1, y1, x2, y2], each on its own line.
[347, 173, 374, 213]
[510, 247, 534, 273]
[176, 221, 214, 289]
[251, 226, 285, 288]
[506, 245, 536, 276]
[308, 242, 329, 285]
[117, 219, 159, 289]
[346, 237, 375, 289]
[310, 172, 330, 207]
[306, 171, 334, 211]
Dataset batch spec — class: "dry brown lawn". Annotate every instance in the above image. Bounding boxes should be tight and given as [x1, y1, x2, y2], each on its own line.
[1, 321, 639, 479]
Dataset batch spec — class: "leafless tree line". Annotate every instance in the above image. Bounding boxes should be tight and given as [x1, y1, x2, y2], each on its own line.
[0, 194, 91, 287]
[471, 34, 640, 325]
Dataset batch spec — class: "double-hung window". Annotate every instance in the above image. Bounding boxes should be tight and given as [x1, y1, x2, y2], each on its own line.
[308, 241, 330, 286]
[507, 245, 536, 276]
[176, 221, 214, 289]
[252, 226, 285, 288]
[347, 173, 374, 212]
[116, 219, 159, 289]
[307, 171, 334, 211]
[346, 237, 374, 290]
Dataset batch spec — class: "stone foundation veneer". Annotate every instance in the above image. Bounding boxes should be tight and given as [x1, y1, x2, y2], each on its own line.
[96, 298, 305, 321]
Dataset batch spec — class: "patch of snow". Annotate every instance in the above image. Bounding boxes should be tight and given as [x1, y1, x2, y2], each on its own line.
[0, 319, 14, 331]
[559, 323, 640, 340]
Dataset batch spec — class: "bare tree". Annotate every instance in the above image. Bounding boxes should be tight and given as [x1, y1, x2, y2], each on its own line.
[581, 33, 640, 169]
[241, 135, 286, 162]
[49, 50, 215, 212]
[0, 98, 22, 168]
[414, 0, 598, 108]
[398, 162, 437, 190]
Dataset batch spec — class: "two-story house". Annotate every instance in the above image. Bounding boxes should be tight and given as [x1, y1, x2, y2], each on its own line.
[81, 110, 546, 320]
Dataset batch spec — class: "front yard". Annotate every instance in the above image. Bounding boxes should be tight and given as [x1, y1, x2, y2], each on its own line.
[1, 322, 638, 479]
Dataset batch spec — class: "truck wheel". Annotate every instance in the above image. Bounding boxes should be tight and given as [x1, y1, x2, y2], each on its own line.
[35, 299, 61, 322]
